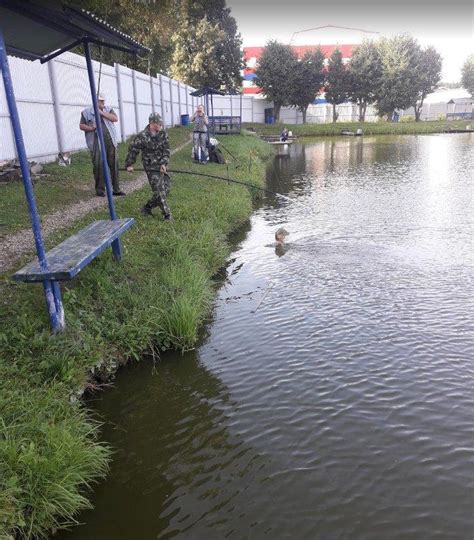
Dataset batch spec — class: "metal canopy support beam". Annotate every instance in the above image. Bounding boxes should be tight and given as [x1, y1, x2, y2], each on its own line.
[39, 39, 82, 64]
[0, 27, 64, 331]
[83, 39, 121, 260]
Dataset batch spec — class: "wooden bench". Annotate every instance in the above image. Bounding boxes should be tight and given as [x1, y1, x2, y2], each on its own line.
[13, 218, 134, 282]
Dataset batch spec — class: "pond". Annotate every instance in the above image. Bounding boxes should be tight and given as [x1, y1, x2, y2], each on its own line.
[61, 134, 474, 539]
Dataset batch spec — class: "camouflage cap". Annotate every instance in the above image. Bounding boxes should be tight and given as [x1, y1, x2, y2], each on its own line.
[149, 113, 163, 124]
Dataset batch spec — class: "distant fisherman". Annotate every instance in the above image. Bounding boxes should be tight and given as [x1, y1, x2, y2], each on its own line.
[125, 113, 172, 220]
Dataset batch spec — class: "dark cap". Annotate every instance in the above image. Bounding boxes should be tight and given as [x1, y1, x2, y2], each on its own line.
[149, 113, 163, 124]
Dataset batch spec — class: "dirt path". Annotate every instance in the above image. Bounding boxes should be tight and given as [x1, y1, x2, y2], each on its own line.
[0, 138, 191, 273]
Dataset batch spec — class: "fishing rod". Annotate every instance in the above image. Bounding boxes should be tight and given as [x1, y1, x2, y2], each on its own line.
[118, 167, 293, 201]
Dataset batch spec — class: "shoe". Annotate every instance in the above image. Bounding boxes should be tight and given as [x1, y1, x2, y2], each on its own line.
[164, 214, 173, 221]
[96, 192, 105, 197]
[113, 191, 126, 196]
[140, 205, 153, 216]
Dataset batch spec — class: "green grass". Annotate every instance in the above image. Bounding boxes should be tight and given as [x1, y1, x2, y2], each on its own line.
[0, 130, 272, 538]
[244, 119, 474, 137]
[0, 126, 192, 238]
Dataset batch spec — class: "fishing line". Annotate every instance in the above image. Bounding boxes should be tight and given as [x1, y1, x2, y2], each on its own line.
[118, 167, 295, 202]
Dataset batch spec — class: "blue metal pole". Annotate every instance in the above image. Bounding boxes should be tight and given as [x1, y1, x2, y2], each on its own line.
[0, 28, 64, 332]
[204, 91, 210, 145]
[83, 40, 122, 259]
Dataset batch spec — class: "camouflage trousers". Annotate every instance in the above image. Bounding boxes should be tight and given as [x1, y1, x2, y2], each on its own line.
[144, 171, 171, 216]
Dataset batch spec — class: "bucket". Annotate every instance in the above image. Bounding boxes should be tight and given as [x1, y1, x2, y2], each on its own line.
[181, 114, 190, 126]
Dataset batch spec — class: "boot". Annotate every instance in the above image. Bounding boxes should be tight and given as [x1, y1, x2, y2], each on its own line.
[140, 204, 153, 216]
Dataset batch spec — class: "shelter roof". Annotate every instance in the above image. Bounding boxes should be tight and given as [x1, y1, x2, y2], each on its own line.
[190, 87, 225, 97]
[0, 0, 150, 62]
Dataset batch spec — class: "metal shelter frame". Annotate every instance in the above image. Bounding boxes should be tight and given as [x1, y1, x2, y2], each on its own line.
[0, 0, 149, 331]
[189, 87, 225, 142]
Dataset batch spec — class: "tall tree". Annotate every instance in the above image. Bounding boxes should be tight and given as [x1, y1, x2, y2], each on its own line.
[325, 49, 350, 123]
[171, 0, 243, 90]
[288, 49, 325, 124]
[461, 54, 474, 97]
[412, 46, 442, 121]
[374, 34, 421, 119]
[347, 40, 382, 122]
[255, 41, 298, 121]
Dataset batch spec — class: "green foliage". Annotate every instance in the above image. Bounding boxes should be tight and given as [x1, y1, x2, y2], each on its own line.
[288, 49, 325, 124]
[170, 14, 242, 90]
[347, 40, 383, 122]
[325, 49, 351, 122]
[0, 131, 272, 538]
[373, 34, 422, 119]
[65, 0, 242, 87]
[66, 0, 176, 74]
[461, 54, 474, 96]
[0, 387, 110, 538]
[412, 46, 442, 121]
[255, 41, 298, 121]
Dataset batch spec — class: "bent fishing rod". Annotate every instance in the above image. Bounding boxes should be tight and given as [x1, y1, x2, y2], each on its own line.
[118, 167, 292, 201]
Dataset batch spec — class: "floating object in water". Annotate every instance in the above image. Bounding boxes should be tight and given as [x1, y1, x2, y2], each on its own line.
[269, 141, 294, 145]
[341, 129, 363, 136]
[275, 227, 289, 244]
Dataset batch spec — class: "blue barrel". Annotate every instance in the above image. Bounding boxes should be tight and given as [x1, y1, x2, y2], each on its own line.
[265, 115, 274, 124]
[181, 114, 190, 126]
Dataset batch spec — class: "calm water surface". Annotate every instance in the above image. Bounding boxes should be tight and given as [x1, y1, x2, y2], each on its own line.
[62, 134, 474, 539]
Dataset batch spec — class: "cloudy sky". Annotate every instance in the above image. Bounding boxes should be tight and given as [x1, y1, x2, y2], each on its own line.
[227, 0, 473, 82]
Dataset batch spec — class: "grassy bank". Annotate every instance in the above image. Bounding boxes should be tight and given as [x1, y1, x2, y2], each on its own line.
[0, 130, 272, 538]
[244, 119, 473, 137]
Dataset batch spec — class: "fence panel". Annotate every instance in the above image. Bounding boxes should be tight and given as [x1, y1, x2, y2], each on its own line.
[135, 72, 153, 129]
[117, 65, 136, 138]
[4, 55, 58, 160]
[159, 75, 173, 128]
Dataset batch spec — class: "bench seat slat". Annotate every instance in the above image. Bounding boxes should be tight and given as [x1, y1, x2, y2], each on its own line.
[13, 218, 134, 282]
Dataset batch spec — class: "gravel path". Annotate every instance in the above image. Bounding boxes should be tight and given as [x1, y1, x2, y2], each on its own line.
[0, 138, 191, 273]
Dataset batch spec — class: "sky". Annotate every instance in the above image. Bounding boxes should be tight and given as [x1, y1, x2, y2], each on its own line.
[227, 0, 474, 82]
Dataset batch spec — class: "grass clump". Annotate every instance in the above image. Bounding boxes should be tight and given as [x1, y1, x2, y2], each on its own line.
[0, 129, 272, 538]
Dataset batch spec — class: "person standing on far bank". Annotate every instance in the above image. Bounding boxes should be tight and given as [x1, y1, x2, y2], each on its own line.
[191, 104, 209, 163]
[79, 93, 124, 197]
[125, 113, 172, 220]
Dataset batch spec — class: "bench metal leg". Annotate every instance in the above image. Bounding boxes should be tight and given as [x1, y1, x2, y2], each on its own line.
[44, 280, 65, 332]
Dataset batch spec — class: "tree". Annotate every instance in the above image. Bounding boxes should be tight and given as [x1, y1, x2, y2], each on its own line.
[288, 49, 325, 124]
[373, 34, 421, 120]
[347, 40, 382, 122]
[67, 0, 176, 74]
[255, 41, 298, 121]
[325, 48, 350, 123]
[412, 46, 442, 121]
[170, 16, 242, 90]
[461, 54, 474, 96]
[171, 0, 243, 90]
[66, 0, 243, 87]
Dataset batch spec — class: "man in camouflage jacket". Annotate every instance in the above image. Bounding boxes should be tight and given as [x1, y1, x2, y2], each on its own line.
[125, 113, 172, 220]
